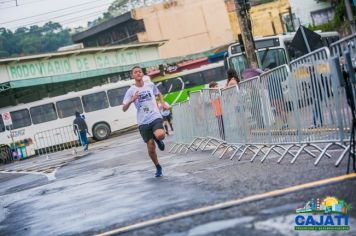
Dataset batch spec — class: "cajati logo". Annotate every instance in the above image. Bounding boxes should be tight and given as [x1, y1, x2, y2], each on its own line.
[295, 196, 351, 231]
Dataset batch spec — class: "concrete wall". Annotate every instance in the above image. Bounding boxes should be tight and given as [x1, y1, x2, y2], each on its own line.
[132, 0, 234, 58]
[289, 0, 332, 26]
[133, 0, 292, 58]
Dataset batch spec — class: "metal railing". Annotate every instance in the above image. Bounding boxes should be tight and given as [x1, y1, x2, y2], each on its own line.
[34, 124, 81, 158]
[171, 44, 355, 167]
[330, 34, 356, 171]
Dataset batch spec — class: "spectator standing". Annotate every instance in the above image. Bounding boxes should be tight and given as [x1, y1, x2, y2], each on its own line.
[73, 111, 89, 151]
[158, 101, 174, 135]
[225, 68, 240, 88]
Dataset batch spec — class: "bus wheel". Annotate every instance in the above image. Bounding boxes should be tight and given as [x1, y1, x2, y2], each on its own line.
[93, 123, 111, 141]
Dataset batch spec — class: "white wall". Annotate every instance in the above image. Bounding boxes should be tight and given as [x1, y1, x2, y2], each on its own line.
[289, 0, 332, 26]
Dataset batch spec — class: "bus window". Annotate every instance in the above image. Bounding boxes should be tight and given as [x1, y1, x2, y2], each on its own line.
[0, 115, 4, 132]
[156, 82, 168, 94]
[257, 48, 287, 70]
[229, 55, 248, 78]
[56, 97, 83, 118]
[10, 109, 32, 129]
[202, 67, 225, 84]
[107, 86, 129, 107]
[183, 73, 204, 89]
[163, 78, 183, 93]
[82, 91, 109, 112]
[30, 103, 57, 124]
[285, 42, 304, 61]
[322, 36, 340, 47]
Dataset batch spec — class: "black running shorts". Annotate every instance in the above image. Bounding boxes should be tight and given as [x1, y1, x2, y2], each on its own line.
[138, 118, 164, 143]
[163, 114, 172, 122]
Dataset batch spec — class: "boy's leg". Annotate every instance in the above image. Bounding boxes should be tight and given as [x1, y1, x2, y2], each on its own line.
[146, 139, 159, 165]
[153, 128, 165, 140]
[147, 139, 162, 177]
[152, 118, 166, 151]
[139, 122, 163, 177]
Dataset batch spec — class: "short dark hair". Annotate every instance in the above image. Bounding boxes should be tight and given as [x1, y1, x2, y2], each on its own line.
[131, 66, 142, 74]
[227, 68, 240, 84]
[209, 81, 218, 88]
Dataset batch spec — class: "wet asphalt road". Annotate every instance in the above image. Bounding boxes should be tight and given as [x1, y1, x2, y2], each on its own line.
[0, 130, 355, 236]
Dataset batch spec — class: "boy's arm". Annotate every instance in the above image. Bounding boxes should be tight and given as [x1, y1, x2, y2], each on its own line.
[123, 90, 139, 112]
[157, 93, 169, 110]
[153, 82, 169, 110]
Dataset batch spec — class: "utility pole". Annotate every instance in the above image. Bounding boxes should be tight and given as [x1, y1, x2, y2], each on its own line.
[235, 0, 258, 68]
[345, 0, 356, 33]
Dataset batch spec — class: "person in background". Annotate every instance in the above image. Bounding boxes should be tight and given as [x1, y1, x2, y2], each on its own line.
[209, 81, 225, 139]
[209, 81, 218, 89]
[73, 111, 89, 151]
[225, 68, 240, 88]
[158, 101, 174, 135]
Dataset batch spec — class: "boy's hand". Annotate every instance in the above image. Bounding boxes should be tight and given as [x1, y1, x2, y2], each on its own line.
[131, 91, 139, 103]
[162, 103, 170, 110]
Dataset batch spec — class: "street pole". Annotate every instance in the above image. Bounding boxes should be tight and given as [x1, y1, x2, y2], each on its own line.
[345, 0, 356, 34]
[235, 0, 259, 68]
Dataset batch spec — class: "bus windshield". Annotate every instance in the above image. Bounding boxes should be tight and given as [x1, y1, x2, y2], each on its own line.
[154, 62, 225, 104]
[228, 54, 248, 78]
[257, 48, 287, 70]
[226, 32, 339, 74]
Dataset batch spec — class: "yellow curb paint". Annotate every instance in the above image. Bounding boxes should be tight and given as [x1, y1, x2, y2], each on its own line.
[96, 173, 356, 236]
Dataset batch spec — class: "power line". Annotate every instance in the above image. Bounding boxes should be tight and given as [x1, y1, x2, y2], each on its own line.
[8, 3, 111, 29]
[0, 0, 17, 4]
[0, 0, 109, 24]
[7, 7, 110, 32]
[0, 0, 49, 9]
[61, 10, 107, 25]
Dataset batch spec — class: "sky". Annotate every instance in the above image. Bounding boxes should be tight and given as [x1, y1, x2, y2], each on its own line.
[0, 0, 115, 31]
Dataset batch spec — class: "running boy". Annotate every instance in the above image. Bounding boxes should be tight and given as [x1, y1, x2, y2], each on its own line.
[122, 66, 169, 177]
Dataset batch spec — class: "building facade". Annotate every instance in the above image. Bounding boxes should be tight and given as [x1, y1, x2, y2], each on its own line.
[288, 0, 333, 27]
[72, 12, 146, 47]
[73, 0, 292, 59]
[225, 0, 291, 39]
[132, 0, 235, 58]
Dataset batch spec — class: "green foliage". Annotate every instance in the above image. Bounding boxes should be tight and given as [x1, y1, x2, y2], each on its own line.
[0, 22, 72, 58]
[308, 0, 346, 32]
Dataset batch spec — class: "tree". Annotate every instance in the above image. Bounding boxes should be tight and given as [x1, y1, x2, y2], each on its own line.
[0, 22, 72, 58]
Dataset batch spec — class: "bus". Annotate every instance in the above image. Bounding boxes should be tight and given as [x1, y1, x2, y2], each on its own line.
[0, 79, 140, 152]
[152, 61, 226, 105]
[226, 31, 340, 78]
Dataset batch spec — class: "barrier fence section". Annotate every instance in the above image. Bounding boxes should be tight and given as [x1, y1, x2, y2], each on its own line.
[330, 35, 356, 123]
[0, 145, 13, 164]
[170, 100, 197, 153]
[330, 34, 356, 169]
[34, 124, 81, 158]
[171, 44, 354, 167]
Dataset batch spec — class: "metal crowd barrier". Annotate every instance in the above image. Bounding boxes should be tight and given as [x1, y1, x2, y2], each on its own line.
[0, 144, 13, 164]
[34, 124, 81, 158]
[330, 34, 356, 169]
[171, 41, 356, 168]
[330, 34, 356, 114]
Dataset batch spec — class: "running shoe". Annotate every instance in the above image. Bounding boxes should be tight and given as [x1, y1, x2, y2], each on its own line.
[155, 165, 163, 177]
[154, 138, 165, 151]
